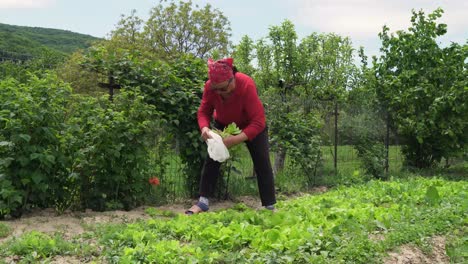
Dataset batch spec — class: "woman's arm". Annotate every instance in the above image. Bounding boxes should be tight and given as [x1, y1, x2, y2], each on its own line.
[223, 132, 248, 148]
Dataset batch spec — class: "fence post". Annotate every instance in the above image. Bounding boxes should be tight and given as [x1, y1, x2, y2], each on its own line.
[334, 101, 338, 175]
[385, 111, 390, 174]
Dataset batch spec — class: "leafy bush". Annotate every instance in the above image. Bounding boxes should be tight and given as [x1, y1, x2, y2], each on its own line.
[64, 90, 158, 211]
[340, 108, 387, 179]
[0, 74, 159, 215]
[0, 74, 72, 217]
[355, 143, 386, 179]
[265, 88, 323, 186]
[81, 48, 207, 197]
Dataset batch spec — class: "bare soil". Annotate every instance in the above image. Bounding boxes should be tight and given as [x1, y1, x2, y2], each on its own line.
[384, 236, 449, 264]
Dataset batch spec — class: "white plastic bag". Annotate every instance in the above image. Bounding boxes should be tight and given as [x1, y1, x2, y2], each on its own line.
[206, 130, 230, 162]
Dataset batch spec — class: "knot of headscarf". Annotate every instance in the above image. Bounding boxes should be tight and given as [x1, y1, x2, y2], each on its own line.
[208, 58, 234, 84]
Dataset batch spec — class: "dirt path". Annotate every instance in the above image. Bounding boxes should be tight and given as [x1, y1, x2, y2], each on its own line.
[0, 196, 263, 244]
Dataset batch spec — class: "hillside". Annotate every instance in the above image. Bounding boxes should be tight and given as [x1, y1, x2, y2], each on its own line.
[0, 23, 101, 59]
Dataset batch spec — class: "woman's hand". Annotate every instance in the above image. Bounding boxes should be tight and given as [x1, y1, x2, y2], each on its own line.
[201, 127, 212, 141]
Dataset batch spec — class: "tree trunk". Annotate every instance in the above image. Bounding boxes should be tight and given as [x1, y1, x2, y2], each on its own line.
[273, 149, 286, 176]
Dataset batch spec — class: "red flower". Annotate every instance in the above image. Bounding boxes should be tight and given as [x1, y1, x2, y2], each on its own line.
[149, 177, 160, 186]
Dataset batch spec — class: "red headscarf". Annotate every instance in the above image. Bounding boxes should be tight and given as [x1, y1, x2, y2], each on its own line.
[208, 58, 234, 84]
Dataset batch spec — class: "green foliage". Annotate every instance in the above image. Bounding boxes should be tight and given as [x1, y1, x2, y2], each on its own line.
[0, 223, 10, 238]
[145, 207, 177, 218]
[275, 110, 323, 185]
[0, 74, 158, 214]
[373, 8, 467, 168]
[256, 20, 355, 101]
[275, 169, 309, 193]
[81, 46, 208, 197]
[424, 185, 441, 205]
[333, 170, 368, 186]
[110, 0, 231, 60]
[0, 179, 23, 218]
[56, 51, 101, 95]
[212, 123, 242, 138]
[90, 177, 466, 263]
[0, 74, 73, 216]
[254, 20, 355, 176]
[148, 0, 231, 59]
[232, 35, 256, 76]
[1, 231, 75, 260]
[65, 90, 158, 211]
[0, 23, 94, 81]
[355, 143, 387, 179]
[0, 48, 66, 82]
[340, 108, 388, 179]
[110, 9, 144, 48]
[445, 227, 468, 263]
[265, 86, 323, 184]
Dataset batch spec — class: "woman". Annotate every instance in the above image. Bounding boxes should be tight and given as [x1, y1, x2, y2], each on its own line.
[185, 58, 276, 214]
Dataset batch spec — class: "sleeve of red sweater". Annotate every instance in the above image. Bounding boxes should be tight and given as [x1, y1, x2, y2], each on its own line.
[197, 83, 213, 131]
[242, 82, 266, 140]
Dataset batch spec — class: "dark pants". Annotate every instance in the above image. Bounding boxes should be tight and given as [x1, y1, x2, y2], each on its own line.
[199, 125, 276, 206]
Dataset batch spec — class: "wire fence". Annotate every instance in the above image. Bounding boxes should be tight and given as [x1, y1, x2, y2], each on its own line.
[153, 99, 407, 200]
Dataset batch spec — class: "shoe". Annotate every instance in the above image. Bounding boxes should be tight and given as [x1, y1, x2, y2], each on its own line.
[185, 201, 209, 215]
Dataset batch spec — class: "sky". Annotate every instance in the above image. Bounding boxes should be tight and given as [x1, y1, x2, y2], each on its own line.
[0, 0, 466, 60]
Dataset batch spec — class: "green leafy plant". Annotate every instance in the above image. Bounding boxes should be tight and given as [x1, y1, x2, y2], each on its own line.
[213, 123, 242, 138]
[65, 89, 158, 211]
[0, 74, 73, 217]
[81, 48, 208, 198]
[267, 94, 323, 186]
[424, 185, 441, 205]
[2, 231, 75, 260]
[212, 123, 245, 199]
[445, 227, 468, 263]
[0, 223, 10, 238]
[144, 207, 177, 218]
[0, 72, 159, 214]
[89, 177, 466, 263]
[373, 8, 467, 168]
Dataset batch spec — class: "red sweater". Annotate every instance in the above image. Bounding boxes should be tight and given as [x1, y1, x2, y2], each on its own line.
[197, 72, 266, 140]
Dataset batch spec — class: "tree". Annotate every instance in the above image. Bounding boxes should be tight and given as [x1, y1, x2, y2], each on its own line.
[143, 0, 231, 60]
[255, 20, 355, 178]
[232, 35, 255, 76]
[373, 8, 467, 168]
[56, 51, 101, 95]
[110, 9, 144, 46]
[0, 47, 66, 82]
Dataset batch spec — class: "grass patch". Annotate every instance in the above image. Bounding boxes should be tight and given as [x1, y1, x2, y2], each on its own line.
[0, 223, 10, 238]
[446, 227, 468, 263]
[0, 231, 75, 261]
